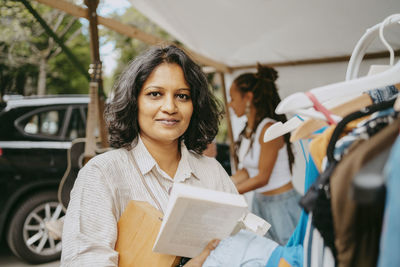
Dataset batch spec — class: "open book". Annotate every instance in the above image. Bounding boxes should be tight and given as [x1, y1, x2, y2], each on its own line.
[153, 183, 271, 258]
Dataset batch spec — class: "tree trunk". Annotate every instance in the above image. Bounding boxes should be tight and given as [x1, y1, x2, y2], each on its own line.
[37, 57, 47, 95]
[24, 77, 35, 96]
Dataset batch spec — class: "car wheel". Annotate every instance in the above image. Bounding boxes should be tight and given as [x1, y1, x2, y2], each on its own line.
[7, 190, 65, 264]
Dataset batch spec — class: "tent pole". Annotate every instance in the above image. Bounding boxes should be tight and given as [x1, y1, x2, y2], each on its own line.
[231, 49, 400, 71]
[84, 0, 100, 68]
[84, 0, 109, 148]
[218, 72, 238, 172]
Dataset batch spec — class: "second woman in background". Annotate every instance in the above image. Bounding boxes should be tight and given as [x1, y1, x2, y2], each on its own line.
[229, 64, 301, 245]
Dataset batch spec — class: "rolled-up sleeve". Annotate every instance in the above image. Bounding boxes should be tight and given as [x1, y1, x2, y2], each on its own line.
[61, 162, 119, 267]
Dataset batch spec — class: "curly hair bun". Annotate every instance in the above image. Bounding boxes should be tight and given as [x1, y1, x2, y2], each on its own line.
[256, 63, 278, 82]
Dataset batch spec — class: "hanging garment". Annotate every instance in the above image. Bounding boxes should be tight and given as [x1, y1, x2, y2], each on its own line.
[303, 213, 335, 267]
[308, 118, 365, 172]
[301, 99, 398, 264]
[330, 116, 400, 267]
[308, 86, 398, 170]
[300, 162, 337, 259]
[333, 107, 398, 162]
[302, 122, 365, 258]
[331, 85, 398, 162]
[266, 244, 303, 267]
[286, 154, 320, 247]
[367, 85, 398, 104]
[377, 135, 400, 267]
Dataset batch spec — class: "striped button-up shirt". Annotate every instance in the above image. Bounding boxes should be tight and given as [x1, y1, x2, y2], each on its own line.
[61, 136, 237, 266]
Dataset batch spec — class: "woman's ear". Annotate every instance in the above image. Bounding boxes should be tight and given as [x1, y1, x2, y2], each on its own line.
[244, 91, 254, 102]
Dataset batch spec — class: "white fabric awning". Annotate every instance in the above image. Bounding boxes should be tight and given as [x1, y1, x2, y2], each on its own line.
[129, 0, 400, 68]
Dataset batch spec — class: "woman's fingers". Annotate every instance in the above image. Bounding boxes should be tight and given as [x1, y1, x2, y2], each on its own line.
[204, 239, 220, 253]
[184, 239, 220, 267]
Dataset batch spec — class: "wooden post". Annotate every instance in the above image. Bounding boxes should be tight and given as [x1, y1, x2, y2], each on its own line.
[218, 72, 238, 172]
[84, 0, 109, 148]
[85, 0, 100, 66]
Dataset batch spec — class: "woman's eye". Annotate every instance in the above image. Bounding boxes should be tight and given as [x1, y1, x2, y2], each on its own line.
[177, 94, 190, 100]
[148, 92, 161, 97]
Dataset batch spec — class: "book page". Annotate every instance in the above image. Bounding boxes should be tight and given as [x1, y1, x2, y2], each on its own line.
[153, 185, 248, 258]
[242, 212, 271, 236]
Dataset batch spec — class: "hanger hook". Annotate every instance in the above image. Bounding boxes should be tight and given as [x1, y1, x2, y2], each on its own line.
[379, 14, 400, 66]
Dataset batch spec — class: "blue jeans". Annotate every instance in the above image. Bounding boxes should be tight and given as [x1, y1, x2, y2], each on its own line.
[252, 189, 301, 245]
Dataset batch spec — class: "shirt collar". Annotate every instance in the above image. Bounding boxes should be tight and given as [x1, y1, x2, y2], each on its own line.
[175, 142, 200, 182]
[131, 136, 157, 175]
[131, 136, 200, 181]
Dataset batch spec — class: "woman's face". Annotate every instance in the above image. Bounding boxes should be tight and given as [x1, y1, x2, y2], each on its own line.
[137, 63, 193, 145]
[229, 83, 247, 117]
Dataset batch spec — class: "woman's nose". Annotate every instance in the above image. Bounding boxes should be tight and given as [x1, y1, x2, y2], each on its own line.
[161, 95, 177, 114]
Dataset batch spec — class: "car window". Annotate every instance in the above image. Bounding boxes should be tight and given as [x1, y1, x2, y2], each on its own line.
[67, 107, 86, 140]
[21, 109, 65, 137]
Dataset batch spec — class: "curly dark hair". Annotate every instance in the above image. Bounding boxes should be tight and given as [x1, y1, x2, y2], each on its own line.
[105, 45, 223, 154]
[233, 64, 295, 173]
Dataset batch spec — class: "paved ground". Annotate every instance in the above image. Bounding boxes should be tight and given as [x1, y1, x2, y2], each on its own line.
[0, 241, 59, 267]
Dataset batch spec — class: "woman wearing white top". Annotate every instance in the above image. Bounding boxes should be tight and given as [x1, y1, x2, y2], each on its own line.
[229, 64, 301, 245]
[61, 45, 237, 266]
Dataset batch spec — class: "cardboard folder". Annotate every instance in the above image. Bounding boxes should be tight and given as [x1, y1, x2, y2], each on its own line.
[115, 200, 181, 267]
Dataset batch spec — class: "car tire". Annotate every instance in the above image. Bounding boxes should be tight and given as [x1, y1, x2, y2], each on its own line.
[6, 190, 64, 264]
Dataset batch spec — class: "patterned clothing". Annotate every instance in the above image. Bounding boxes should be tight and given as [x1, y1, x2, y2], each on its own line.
[367, 85, 398, 104]
[333, 108, 398, 162]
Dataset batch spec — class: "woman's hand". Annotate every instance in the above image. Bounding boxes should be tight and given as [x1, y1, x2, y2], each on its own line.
[231, 168, 250, 185]
[184, 239, 220, 267]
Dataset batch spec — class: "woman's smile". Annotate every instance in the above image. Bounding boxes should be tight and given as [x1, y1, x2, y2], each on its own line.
[156, 118, 180, 126]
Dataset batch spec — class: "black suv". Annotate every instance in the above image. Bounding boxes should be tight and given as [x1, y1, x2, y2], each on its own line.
[0, 95, 89, 264]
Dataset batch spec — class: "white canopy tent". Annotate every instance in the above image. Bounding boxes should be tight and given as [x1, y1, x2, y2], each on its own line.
[129, 0, 400, 69]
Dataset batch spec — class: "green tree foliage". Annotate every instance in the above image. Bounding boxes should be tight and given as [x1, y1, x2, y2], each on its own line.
[101, 6, 175, 84]
[46, 27, 91, 95]
[0, 0, 90, 97]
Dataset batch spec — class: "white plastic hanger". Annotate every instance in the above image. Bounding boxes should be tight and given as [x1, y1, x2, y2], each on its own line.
[263, 116, 304, 142]
[263, 90, 361, 142]
[295, 109, 342, 122]
[366, 14, 397, 76]
[276, 14, 400, 115]
[346, 15, 398, 80]
[263, 14, 400, 142]
[263, 102, 346, 142]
